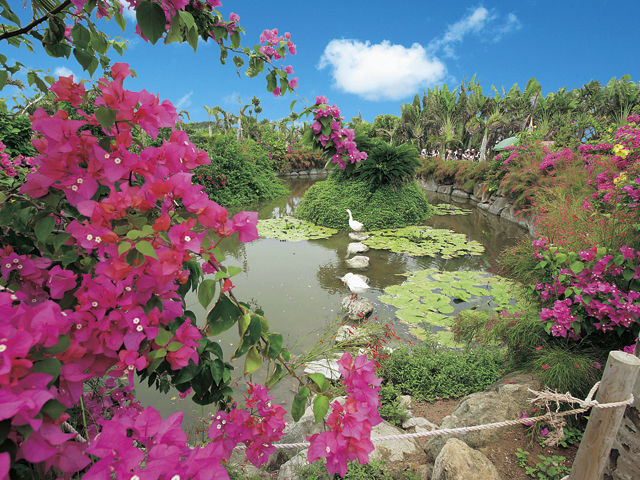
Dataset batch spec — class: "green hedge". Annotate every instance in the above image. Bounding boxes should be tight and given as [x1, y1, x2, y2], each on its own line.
[193, 134, 288, 206]
[296, 175, 433, 230]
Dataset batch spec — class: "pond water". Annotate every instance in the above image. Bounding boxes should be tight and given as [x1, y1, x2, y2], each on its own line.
[135, 175, 530, 430]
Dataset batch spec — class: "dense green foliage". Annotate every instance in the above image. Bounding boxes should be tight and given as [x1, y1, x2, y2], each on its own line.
[295, 459, 419, 480]
[378, 342, 505, 402]
[356, 141, 423, 189]
[0, 112, 36, 157]
[296, 174, 432, 230]
[192, 133, 289, 206]
[452, 309, 604, 398]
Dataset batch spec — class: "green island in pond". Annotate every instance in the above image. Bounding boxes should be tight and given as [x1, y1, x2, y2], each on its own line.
[257, 216, 338, 241]
[379, 269, 524, 346]
[362, 225, 484, 258]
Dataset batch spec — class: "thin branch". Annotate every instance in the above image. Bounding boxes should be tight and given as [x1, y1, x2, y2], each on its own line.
[0, 0, 71, 42]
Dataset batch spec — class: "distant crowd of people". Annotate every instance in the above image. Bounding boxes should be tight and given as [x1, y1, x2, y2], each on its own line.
[421, 148, 481, 161]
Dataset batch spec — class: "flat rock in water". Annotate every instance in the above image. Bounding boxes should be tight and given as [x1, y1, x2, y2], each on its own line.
[432, 438, 501, 480]
[349, 232, 369, 241]
[346, 242, 369, 255]
[345, 255, 370, 269]
[340, 296, 373, 320]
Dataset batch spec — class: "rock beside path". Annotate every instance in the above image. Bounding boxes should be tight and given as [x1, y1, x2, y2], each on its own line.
[432, 438, 501, 480]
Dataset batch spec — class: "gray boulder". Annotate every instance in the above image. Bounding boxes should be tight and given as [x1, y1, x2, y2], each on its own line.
[277, 451, 308, 480]
[420, 178, 439, 192]
[370, 420, 423, 463]
[431, 438, 500, 480]
[487, 196, 509, 215]
[425, 372, 540, 459]
[437, 185, 453, 195]
[451, 189, 470, 199]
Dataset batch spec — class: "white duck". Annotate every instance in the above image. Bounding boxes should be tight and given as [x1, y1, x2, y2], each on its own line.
[341, 272, 369, 299]
[346, 209, 364, 232]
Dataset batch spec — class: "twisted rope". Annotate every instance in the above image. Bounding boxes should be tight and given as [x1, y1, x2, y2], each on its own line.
[233, 382, 634, 452]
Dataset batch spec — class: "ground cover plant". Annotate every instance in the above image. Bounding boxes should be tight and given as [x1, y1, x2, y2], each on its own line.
[378, 341, 505, 402]
[379, 269, 522, 346]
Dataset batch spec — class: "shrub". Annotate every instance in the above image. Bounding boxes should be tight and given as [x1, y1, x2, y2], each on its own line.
[355, 141, 423, 190]
[193, 133, 289, 206]
[296, 175, 432, 230]
[378, 342, 505, 401]
[0, 112, 36, 157]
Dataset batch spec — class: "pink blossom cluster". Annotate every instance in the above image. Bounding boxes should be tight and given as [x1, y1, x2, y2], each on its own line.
[311, 97, 368, 170]
[533, 241, 640, 338]
[259, 28, 296, 60]
[307, 352, 382, 477]
[1, 66, 260, 477]
[539, 148, 573, 171]
[208, 383, 287, 467]
[0, 141, 33, 177]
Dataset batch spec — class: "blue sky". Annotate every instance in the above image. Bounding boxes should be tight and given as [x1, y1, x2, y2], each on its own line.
[5, 1, 640, 125]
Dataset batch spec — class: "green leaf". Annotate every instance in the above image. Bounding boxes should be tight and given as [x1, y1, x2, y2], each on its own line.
[210, 358, 224, 384]
[307, 373, 326, 391]
[166, 341, 184, 352]
[556, 253, 567, 263]
[114, 8, 127, 31]
[42, 334, 70, 355]
[206, 294, 240, 336]
[173, 361, 201, 385]
[212, 25, 227, 41]
[313, 395, 330, 423]
[95, 106, 117, 129]
[198, 279, 217, 309]
[41, 399, 65, 420]
[244, 345, 262, 376]
[230, 31, 241, 48]
[137, 1, 167, 44]
[228, 266, 242, 277]
[178, 10, 195, 29]
[291, 386, 310, 422]
[186, 26, 198, 52]
[52, 233, 71, 253]
[34, 215, 56, 243]
[569, 261, 584, 275]
[623, 268, 635, 281]
[118, 241, 132, 256]
[155, 327, 173, 347]
[33, 357, 61, 384]
[136, 240, 158, 259]
[71, 24, 91, 50]
[165, 13, 181, 44]
[73, 48, 95, 72]
[231, 316, 262, 360]
[61, 250, 79, 267]
[267, 333, 283, 359]
[238, 313, 250, 337]
[0, 70, 7, 90]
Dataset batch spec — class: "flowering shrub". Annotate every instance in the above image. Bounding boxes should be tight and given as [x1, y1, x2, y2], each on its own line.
[530, 238, 640, 350]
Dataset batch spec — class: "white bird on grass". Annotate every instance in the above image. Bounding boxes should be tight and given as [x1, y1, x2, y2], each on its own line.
[346, 209, 363, 232]
[340, 272, 369, 299]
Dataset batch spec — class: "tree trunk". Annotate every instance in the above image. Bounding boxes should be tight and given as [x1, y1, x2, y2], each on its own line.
[479, 133, 488, 162]
[208, 123, 212, 137]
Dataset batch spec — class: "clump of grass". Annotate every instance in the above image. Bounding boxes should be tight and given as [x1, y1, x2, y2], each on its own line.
[378, 342, 506, 401]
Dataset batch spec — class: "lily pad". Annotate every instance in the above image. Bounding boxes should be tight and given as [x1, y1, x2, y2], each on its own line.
[258, 216, 338, 241]
[362, 226, 484, 258]
[432, 204, 472, 216]
[379, 268, 524, 347]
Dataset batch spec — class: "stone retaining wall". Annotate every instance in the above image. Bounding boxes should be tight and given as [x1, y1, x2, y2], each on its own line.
[418, 177, 537, 237]
[275, 168, 324, 177]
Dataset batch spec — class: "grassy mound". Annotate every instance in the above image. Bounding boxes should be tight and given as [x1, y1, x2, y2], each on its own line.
[296, 175, 433, 230]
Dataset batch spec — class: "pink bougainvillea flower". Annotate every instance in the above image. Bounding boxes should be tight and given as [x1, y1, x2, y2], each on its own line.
[49, 75, 85, 107]
[542, 364, 550, 370]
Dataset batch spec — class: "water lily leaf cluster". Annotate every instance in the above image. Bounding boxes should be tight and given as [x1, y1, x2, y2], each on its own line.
[379, 269, 524, 346]
[258, 216, 338, 241]
[432, 204, 472, 216]
[362, 226, 484, 258]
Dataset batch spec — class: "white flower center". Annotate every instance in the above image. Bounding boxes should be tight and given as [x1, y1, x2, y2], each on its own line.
[71, 185, 78, 191]
[136, 325, 143, 332]
[31, 298, 37, 303]
[86, 234, 93, 241]
[131, 476, 140, 480]
[184, 236, 191, 242]
[17, 264, 22, 269]
[76, 324, 82, 330]
[105, 153, 110, 158]
[95, 236, 102, 243]
[0, 345, 6, 353]
[133, 317, 140, 324]
[114, 158, 122, 164]
[326, 446, 330, 453]
[77, 178, 83, 184]
[125, 287, 131, 291]
[92, 301, 98, 307]
[10, 294, 17, 300]
[5, 263, 10, 268]
[128, 365, 135, 371]
[12, 259, 18, 264]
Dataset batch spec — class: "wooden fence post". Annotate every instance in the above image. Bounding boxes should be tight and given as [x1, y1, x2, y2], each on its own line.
[568, 351, 640, 480]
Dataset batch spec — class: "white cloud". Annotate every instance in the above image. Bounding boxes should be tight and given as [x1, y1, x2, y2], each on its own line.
[54, 66, 75, 79]
[120, 0, 137, 22]
[175, 91, 193, 110]
[428, 7, 493, 58]
[491, 13, 522, 43]
[318, 39, 446, 101]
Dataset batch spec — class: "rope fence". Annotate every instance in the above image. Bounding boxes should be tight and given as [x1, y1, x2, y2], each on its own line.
[235, 381, 634, 452]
